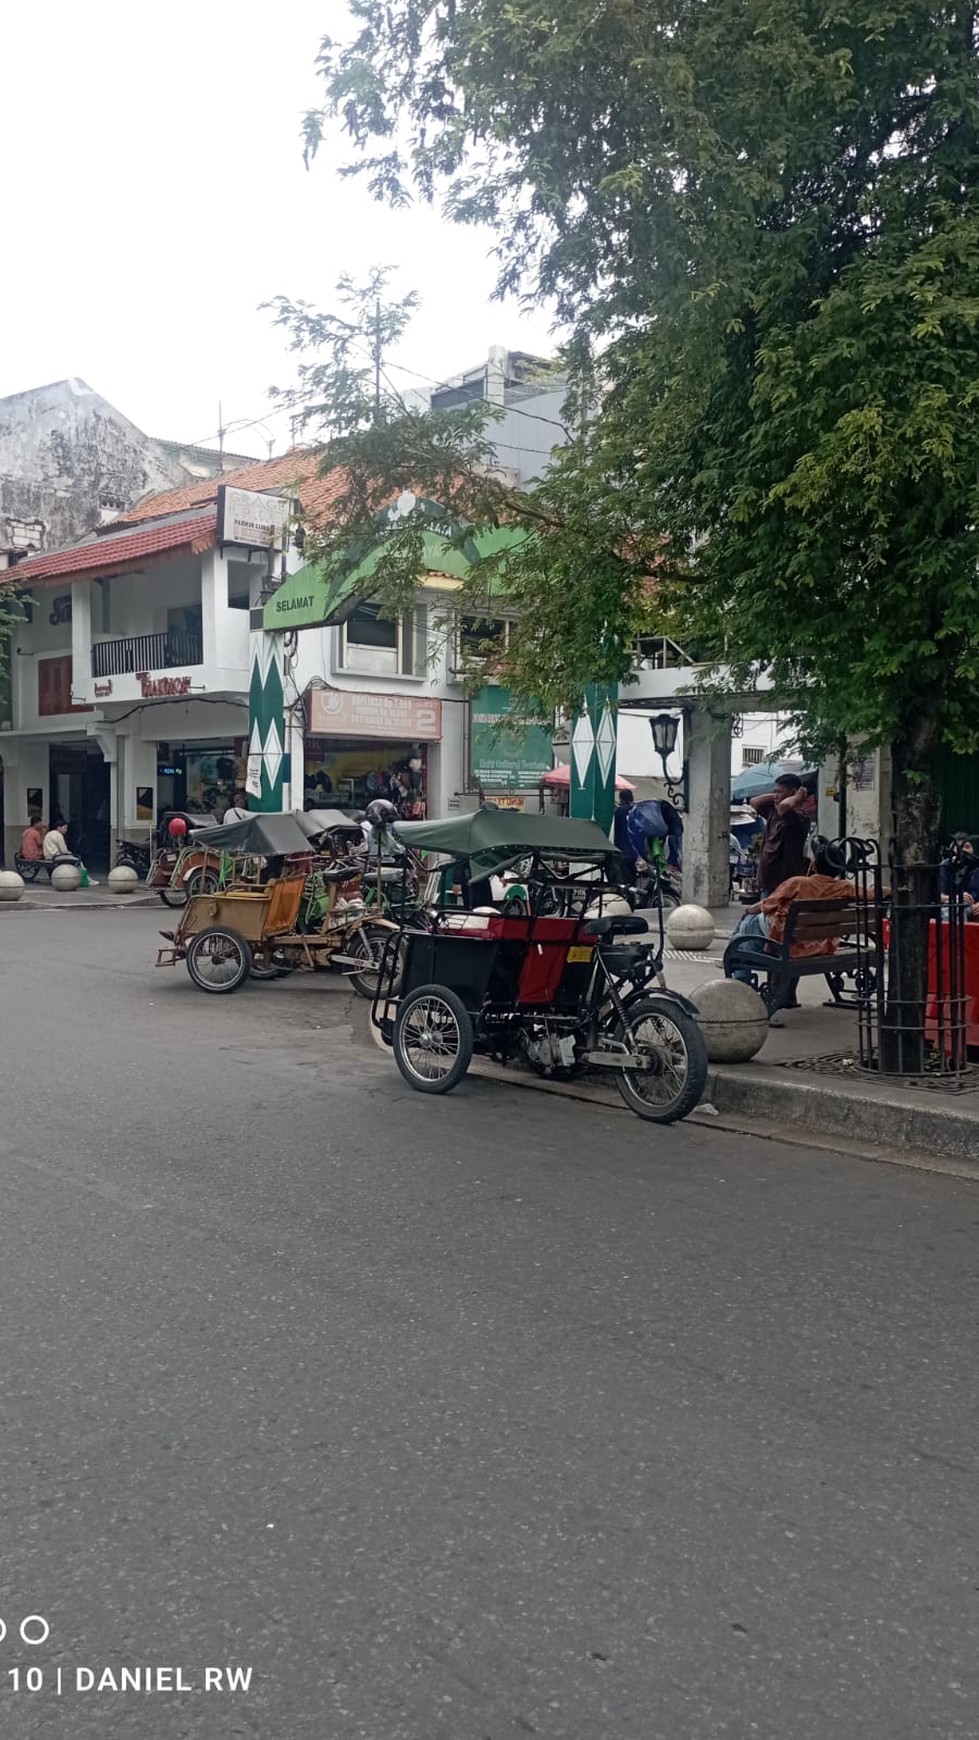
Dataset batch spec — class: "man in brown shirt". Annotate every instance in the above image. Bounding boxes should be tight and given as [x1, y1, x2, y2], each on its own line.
[751, 774, 811, 896]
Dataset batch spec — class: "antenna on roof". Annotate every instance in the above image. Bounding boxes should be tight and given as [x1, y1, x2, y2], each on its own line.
[217, 401, 224, 459]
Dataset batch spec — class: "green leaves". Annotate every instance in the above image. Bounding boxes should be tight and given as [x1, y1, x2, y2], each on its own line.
[294, 0, 979, 830]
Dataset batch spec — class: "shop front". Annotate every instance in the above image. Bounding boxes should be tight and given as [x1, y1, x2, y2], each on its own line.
[155, 739, 248, 823]
[304, 688, 442, 818]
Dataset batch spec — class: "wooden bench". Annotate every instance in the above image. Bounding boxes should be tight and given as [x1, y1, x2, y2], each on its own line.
[722, 898, 874, 1016]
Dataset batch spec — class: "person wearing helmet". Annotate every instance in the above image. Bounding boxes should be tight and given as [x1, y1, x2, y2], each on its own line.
[362, 798, 401, 863]
[726, 840, 854, 998]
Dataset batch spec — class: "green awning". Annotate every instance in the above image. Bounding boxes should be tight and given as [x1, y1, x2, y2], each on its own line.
[263, 524, 528, 631]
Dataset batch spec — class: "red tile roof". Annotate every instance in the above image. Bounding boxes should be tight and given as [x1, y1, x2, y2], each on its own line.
[116, 450, 346, 529]
[0, 512, 217, 589]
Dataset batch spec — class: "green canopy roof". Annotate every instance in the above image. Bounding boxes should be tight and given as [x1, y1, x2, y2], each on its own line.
[264, 524, 528, 631]
[393, 807, 617, 875]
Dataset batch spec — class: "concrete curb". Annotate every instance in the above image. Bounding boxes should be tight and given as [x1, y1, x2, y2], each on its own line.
[0, 895, 161, 913]
[463, 1055, 979, 1179]
[707, 1062, 979, 1167]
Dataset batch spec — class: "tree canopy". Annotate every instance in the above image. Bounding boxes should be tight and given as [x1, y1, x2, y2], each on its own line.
[297, 0, 979, 854]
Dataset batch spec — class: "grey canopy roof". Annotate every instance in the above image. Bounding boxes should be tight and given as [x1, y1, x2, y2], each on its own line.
[189, 812, 315, 856]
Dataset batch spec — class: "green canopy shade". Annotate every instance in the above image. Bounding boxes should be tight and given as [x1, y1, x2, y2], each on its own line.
[394, 807, 617, 876]
[264, 524, 529, 632]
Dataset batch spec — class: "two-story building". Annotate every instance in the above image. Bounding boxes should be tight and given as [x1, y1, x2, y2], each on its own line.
[0, 454, 551, 864]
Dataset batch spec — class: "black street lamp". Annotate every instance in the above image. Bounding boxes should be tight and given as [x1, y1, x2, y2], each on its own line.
[649, 712, 685, 810]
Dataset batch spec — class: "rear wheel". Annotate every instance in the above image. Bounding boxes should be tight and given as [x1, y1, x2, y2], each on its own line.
[185, 867, 220, 898]
[393, 986, 474, 1094]
[186, 927, 252, 994]
[344, 923, 395, 999]
[614, 996, 708, 1123]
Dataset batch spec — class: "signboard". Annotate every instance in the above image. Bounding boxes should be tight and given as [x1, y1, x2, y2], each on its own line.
[307, 687, 442, 741]
[469, 686, 553, 791]
[264, 562, 335, 631]
[217, 486, 292, 550]
[245, 755, 263, 798]
[138, 673, 191, 699]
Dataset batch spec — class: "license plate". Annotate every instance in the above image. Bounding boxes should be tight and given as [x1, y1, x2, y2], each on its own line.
[566, 946, 594, 963]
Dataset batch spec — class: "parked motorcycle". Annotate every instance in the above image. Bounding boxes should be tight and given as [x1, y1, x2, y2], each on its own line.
[115, 839, 151, 878]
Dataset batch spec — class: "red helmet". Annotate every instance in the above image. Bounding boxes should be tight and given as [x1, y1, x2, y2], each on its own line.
[168, 816, 188, 838]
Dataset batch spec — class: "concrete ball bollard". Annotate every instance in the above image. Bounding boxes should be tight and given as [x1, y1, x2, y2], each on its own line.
[108, 864, 140, 895]
[50, 863, 82, 892]
[666, 903, 715, 951]
[0, 870, 25, 902]
[690, 977, 769, 1063]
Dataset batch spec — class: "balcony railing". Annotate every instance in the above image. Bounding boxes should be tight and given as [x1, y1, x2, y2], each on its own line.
[92, 629, 203, 679]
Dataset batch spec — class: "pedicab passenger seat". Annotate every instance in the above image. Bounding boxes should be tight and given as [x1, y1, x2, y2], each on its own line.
[263, 876, 307, 935]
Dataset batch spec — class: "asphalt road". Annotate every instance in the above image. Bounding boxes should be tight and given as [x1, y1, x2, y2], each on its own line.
[1, 906, 978, 1740]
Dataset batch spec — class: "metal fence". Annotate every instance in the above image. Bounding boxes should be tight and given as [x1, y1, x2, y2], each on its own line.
[92, 629, 203, 678]
[854, 841, 972, 1084]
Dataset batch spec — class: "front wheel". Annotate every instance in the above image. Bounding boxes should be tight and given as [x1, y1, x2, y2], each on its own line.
[185, 926, 252, 994]
[613, 996, 708, 1123]
[393, 985, 474, 1094]
[159, 885, 188, 909]
[344, 923, 395, 999]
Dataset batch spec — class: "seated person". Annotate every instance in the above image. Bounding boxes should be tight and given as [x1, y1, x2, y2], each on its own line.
[938, 834, 979, 918]
[20, 817, 45, 861]
[43, 818, 81, 867]
[728, 842, 855, 995]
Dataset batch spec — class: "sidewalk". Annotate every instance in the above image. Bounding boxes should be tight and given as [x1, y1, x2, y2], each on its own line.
[0, 880, 159, 912]
[475, 901, 979, 1177]
[661, 908, 979, 1171]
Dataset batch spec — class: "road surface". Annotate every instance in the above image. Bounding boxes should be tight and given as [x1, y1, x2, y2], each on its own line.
[1, 907, 977, 1738]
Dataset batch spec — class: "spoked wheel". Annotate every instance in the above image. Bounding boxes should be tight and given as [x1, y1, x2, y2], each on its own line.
[393, 985, 474, 1094]
[185, 867, 220, 899]
[614, 996, 708, 1123]
[344, 923, 396, 999]
[185, 926, 252, 994]
[160, 885, 189, 909]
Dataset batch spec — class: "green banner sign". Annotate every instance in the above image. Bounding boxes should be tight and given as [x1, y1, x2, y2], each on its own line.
[469, 686, 553, 791]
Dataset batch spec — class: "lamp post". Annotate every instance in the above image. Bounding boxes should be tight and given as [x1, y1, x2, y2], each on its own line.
[650, 712, 686, 810]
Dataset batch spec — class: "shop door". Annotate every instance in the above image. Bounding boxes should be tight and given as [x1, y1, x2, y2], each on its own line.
[82, 756, 111, 869]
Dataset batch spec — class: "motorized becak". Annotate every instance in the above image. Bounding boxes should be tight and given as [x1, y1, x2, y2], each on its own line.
[155, 811, 395, 996]
[371, 809, 708, 1123]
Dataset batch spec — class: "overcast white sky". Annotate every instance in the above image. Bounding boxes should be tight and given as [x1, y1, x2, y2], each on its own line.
[0, 0, 556, 455]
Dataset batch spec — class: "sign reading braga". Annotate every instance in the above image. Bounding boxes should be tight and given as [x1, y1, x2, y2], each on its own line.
[307, 687, 442, 741]
[217, 486, 292, 549]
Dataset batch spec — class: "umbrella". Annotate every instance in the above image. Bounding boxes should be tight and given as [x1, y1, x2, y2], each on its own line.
[540, 764, 635, 793]
[730, 761, 815, 803]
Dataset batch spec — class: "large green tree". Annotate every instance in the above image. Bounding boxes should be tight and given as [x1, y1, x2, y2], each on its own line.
[295, 0, 979, 1064]
[302, 1, 979, 829]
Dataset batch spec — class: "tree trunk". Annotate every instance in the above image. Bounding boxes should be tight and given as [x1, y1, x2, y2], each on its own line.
[881, 715, 942, 1074]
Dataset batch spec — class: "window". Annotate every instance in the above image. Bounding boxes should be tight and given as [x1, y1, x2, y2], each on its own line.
[338, 602, 426, 676]
[346, 601, 398, 651]
[741, 744, 767, 767]
[457, 616, 513, 672]
[38, 655, 89, 716]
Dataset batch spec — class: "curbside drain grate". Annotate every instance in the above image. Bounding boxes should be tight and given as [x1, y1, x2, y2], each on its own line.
[779, 1052, 979, 1095]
